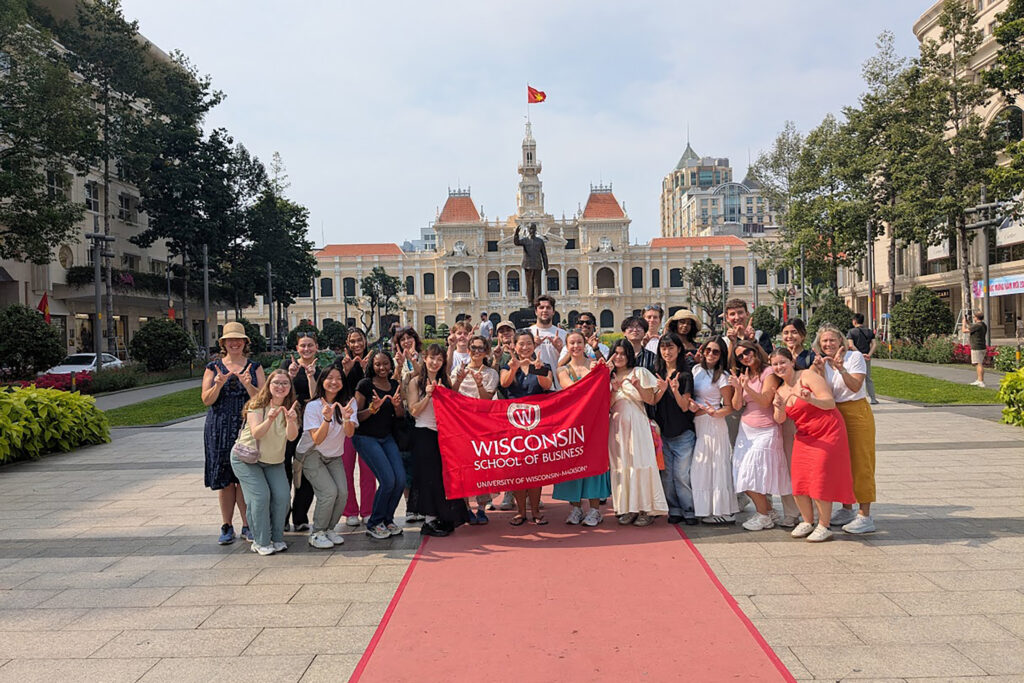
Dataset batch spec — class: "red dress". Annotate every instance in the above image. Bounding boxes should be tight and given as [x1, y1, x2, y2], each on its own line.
[784, 397, 856, 503]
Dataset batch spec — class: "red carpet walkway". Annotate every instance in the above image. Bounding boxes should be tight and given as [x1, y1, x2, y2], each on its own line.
[351, 501, 794, 682]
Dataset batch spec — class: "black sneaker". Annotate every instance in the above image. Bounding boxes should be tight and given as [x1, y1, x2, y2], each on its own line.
[420, 520, 450, 537]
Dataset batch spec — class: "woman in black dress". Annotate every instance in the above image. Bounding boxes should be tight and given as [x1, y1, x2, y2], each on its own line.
[202, 322, 265, 545]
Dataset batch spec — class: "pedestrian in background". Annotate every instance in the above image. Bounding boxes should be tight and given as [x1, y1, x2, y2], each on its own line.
[847, 313, 878, 403]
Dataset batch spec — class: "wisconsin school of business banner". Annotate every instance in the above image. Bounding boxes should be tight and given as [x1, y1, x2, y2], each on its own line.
[433, 363, 610, 499]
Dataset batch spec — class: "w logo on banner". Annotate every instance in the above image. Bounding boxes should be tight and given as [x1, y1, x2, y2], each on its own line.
[507, 403, 540, 431]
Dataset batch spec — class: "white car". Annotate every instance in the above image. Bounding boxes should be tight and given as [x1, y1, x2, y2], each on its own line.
[43, 353, 123, 375]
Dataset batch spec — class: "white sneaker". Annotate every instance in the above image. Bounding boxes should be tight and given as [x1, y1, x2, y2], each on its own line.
[251, 543, 275, 555]
[791, 521, 815, 538]
[842, 514, 876, 534]
[566, 507, 585, 525]
[366, 523, 390, 540]
[308, 531, 334, 549]
[829, 507, 857, 527]
[778, 515, 800, 529]
[768, 508, 780, 524]
[386, 523, 403, 537]
[582, 509, 602, 527]
[806, 525, 833, 542]
[742, 512, 775, 531]
[345, 516, 361, 527]
[272, 541, 288, 553]
[325, 530, 345, 545]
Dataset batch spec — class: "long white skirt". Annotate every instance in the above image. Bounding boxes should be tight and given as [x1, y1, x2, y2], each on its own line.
[692, 413, 739, 517]
[733, 421, 791, 496]
[608, 400, 668, 515]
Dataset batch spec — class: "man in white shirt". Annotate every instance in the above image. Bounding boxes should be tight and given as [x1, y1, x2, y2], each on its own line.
[528, 295, 567, 388]
[476, 312, 493, 341]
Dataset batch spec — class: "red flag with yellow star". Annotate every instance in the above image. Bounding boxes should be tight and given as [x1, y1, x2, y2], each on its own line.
[527, 85, 546, 103]
[36, 293, 50, 324]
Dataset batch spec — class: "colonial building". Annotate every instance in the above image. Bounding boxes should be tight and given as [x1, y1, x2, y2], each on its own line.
[659, 143, 775, 238]
[840, 0, 1024, 340]
[247, 124, 792, 339]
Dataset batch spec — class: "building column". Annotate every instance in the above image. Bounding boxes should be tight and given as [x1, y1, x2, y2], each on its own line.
[473, 265, 479, 299]
[617, 261, 623, 295]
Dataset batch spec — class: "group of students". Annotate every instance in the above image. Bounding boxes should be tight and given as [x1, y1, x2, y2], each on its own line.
[201, 295, 878, 555]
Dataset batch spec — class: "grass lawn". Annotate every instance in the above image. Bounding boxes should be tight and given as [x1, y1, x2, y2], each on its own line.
[104, 387, 206, 426]
[872, 366, 1002, 405]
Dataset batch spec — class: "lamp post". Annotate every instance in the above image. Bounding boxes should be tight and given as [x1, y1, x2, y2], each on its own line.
[85, 217, 115, 370]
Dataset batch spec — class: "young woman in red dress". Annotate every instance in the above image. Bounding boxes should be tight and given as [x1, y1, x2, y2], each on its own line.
[769, 348, 856, 543]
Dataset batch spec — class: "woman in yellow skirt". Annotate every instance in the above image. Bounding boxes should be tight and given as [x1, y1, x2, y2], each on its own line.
[812, 323, 876, 534]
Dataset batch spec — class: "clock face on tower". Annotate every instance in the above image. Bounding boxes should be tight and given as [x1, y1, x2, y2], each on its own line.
[58, 245, 73, 269]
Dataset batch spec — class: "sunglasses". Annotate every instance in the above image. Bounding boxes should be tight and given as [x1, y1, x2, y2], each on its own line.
[469, 345, 487, 352]
[578, 320, 594, 326]
[735, 348, 754, 359]
[296, 332, 317, 339]
[704, 348, 721, 355]
[643, 305, 663, 313]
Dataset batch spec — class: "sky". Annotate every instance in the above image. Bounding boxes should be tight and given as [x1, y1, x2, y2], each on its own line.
[120, 1, 930, 247]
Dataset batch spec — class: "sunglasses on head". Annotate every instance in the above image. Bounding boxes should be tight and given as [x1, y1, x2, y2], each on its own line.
[296, 332, 316, 339]
[643, 305, 663, 313]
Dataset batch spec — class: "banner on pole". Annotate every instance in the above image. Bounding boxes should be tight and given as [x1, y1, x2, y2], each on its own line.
[433, 363, 610, 499]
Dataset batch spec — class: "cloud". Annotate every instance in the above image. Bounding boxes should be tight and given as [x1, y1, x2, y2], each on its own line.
[123, 0, 927, 246]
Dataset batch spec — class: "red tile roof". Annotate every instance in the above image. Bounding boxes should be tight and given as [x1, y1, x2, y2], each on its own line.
[649, 236, 746, 248]
[317, 244, 403, 257]
[581, 191, 625, 219]
[437, 195, 480, 223]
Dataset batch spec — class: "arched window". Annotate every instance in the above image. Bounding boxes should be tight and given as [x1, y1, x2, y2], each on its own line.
[776, 268, 789, 285]
[343, 277, 356, 297]
[423, 272, 435, 295]
[455, 312, 470, 323]
[487, 270, 500, 293]
[732, 266, 746, 286]
[993, 105, 1024, 144]
[599, 309, 614, 328]
[566, 269, 579, 291]
[669, 268, 684, 288]
[319, 277, 333, 298]
[567, 310, 580, 327]
[668, 305, 683, 317]
[405, 276, 414, 295]
[547, 269, 560, 292]
[489, 312, 501, 328]
[651, 268, 661, 288]
[506, 271, 520, 292]
[452, 271, 471, 293]
[596, 267, 615, 289]
[631, 266, 643, 289]
[424, 315, 436, 331]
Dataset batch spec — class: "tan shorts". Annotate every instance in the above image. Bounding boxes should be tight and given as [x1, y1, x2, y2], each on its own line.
[971, 349, 986, 365]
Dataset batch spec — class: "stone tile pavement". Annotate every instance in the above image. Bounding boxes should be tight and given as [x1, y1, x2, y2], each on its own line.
[0, 398, 1020, 682]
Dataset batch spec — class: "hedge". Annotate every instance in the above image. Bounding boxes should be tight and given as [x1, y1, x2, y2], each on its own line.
[999, 369, 1024, 427]
[0, 387, 110, 464]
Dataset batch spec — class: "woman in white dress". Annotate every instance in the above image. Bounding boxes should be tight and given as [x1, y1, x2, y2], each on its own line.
[607, 339, 668, 527]
[688, 336, 739, 524]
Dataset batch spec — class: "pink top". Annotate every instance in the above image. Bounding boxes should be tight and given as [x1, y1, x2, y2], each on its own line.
[741, 366, 777, 429]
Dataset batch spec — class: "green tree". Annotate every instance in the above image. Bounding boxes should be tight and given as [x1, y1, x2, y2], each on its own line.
[285, 320, 319, 350]
[248, 188, 317, 312]
[344, 266, 405, 340]
[683, 258, 726, 333]
[319, 319, 348, 351]
[750, 306, 781, 342]
[985, 0, 1024, 209]
[807, 294, 855, 342]
[236, 317, 267, 354]
[749, 120, 804, 225]
[57, 0, 154, 352]
[0, 304, 65, 378]
[129, 318, 196, 371]
[911, 0, 998, 319]
[0, 0, 97, 263]
[890, 285, 955, 343]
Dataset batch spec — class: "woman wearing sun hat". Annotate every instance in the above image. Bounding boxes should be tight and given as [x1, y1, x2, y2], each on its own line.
[665, 308, 702, 365]
[202, 321, 266, 545]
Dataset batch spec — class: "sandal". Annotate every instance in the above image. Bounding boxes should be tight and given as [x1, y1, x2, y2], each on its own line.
[509, 514, 527, 526]
[532, 515, 548, 526]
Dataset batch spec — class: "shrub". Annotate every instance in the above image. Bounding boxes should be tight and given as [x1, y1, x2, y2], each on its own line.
[994, 345, 1020, 372]
[423, 324, 436, 339]
[236, 317, 267, 354]
[320, 319, 348, 351]
[86, 368, 140, 393]
[129, 318, 196, 371]
[998, 369, 1024, 427]
[807, 294, 854, 342]
[0, 304, 65, 378]
[0, 387, 110, 464]
[750, 306, 781, 343]
[18, 372, 92, 393]
[891, 285, 954, 344]
[922, 336, 954, 364]
[286, 320, 319, 350]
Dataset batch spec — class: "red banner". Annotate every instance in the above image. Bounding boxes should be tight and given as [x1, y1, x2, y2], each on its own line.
[433, 363, 610, 499]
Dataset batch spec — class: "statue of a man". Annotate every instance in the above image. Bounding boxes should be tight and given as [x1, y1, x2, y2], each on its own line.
[514, 222, 548, 305]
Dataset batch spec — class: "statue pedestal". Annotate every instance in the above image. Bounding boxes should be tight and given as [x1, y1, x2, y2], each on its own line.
[508, 308, 536, 330]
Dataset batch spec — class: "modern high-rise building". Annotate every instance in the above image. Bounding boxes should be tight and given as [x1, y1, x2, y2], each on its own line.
[659, 143, 774, 238]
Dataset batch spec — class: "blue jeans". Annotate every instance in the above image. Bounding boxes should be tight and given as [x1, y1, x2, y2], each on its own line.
[230, 456, 289, 547]
[351, 434, 406, 528]
[659, 430, 696, 519]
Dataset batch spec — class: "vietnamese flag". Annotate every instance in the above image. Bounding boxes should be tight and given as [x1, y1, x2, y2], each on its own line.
[36, 293, 50, 324]
[527, 85, 546, 103]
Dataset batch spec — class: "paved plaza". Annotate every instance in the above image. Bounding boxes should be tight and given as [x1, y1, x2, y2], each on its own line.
[0, 398, 1021, 682]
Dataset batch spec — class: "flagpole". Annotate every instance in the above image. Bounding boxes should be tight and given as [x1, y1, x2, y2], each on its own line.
[526, 82, 530, 123]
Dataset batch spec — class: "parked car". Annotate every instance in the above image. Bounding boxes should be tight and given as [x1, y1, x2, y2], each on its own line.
[43, 353, 123, 375]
